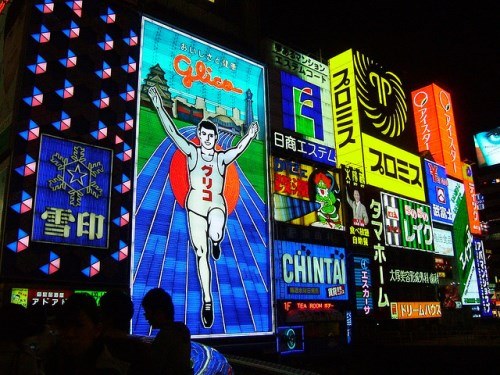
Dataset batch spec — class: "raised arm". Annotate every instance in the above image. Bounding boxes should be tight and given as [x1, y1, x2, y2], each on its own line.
[148, 86, 192, 155]
[222, 121, 259, 165]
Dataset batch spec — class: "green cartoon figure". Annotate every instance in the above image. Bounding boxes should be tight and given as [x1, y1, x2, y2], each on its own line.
[314, 172, 340, 227]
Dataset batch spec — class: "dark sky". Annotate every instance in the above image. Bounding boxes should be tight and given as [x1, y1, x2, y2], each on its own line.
[263, 2, 499, 163]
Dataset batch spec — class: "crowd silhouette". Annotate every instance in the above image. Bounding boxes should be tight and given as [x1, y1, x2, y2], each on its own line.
[0, 288, 192, 375]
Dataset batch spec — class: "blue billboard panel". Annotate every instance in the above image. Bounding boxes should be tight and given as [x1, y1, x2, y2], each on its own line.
[132, 17, 271, 337]
[274, 240, 348, 301]
[32, 135, 112, 248]
[424, 159, 452, 225]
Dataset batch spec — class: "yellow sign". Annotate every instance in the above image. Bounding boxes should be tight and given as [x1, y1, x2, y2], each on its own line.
[328, 50, 363, 170]
[362, 133, 425, 201]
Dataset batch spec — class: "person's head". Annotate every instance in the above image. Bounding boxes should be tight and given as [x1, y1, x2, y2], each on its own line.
[141, 288, 174, 329]
[56, 293, 102, 357]
[353, 189, 360, 202]
[99, 290, 134, 333]
[197, 120, 218, 150]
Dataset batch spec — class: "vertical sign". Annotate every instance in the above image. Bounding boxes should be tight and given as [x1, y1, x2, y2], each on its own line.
[328, 50, 363, 170]
[462, 162, 481, 235]
[473, 238, 492, 317]
[424, 159, 452, 225]
[412, 84, 462, 180]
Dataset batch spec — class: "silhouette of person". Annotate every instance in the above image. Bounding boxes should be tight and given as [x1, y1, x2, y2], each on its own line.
[141, 288, 192, 375]
[43, 292, 129, 375]
[346, 188, 369, 226]
[148, 86, 259, 328]
[0, 303, 41, 374]
[100, 290, 150, 375]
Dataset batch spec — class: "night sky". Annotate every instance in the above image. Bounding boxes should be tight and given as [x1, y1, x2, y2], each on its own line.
[263, 2, 499, 163]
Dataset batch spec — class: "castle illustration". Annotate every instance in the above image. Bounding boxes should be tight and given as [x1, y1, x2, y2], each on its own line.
[140, 64, 258, 138]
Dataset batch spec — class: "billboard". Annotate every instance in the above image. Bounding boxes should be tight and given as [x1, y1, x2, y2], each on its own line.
[411, 84, 462, 180]
[473, 239, 492, 317]
[343, 166, 372, 249]
[423, 159, 452, 225]
[433, 227, 454, 256]
[328, 50, 364, 170]
[132, 17, 271, 337]
[32, 135, 112, 247]
[474, 126, 500, 167]
[271, 156, 343, 230]
[381, 192, 434, 252]
[268, 41, 335, 167]
[448, 178, 480, 305]
[462, 162, 481, 235]
[274, 240, 348, 301]
[362, 133, 425, 202]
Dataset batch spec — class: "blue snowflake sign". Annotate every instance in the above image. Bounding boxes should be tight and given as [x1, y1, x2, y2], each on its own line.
[32, 135, 113, 248]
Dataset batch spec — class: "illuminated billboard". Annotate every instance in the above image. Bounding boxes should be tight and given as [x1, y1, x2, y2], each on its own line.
[364, 134, 425, 201]
[381, 192, 434, 252]
[448, 178, 480, 305]
[274, 240, 348, 301]
[267, 41, 335, 167]
[1, 0, 138, 286]
[474, 126, 500, 167]
[473, 239, 492, 317]
[271, 156, 343, 230]
[433, 227, 454, 256]
[343, 166, 372, 249]
[390, 302, 442, 319]
[462, 162, 481, 235]
[353, 256, 373, 316]
[132, 17, 271, 337]
[329, 49, 414, 171]
[32, 135, 112, 247]
[328, 50, 363, 170]
[423, 159, 452, 225]
[412, 84, 462, 180]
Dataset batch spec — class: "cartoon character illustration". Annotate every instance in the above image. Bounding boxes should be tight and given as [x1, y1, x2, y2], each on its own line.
[313, 172, 340, 228]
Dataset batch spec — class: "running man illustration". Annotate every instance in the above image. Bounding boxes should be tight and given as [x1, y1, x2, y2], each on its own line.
[148, 86, 259, 328]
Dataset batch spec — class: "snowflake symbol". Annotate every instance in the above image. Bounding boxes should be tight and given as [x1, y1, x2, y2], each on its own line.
[48, 145, 104, 206]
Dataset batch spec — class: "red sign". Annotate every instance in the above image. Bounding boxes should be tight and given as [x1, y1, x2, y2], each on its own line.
[412, 84, 462, 180]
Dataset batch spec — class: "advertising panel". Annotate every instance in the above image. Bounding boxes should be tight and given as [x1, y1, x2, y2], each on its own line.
[267, 41, 336, 167]
[424, 159, 452, 225]
[433, 227, 454, 256]
[328, 50, 363, 170]
[473, 238, 492, 317]
[383, 247, 439, 304]
[381, 192, 434, 252]
[1, 0, 138, 286]
[32, 135, 112, 247]
[474, 126, 500, 167]
[343, 166, 372, 248]
[271, 156, 343, 230]
[448, 178, 480, 305]
[362, 133, 425, 202]
[390, 302, 442, 319]
[462, 162, 481, 235]
[133, 17, 271, 337]
[412, 84, 462, 180]
[274, 240, 348, 301]
[353, 256, 373, 316]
